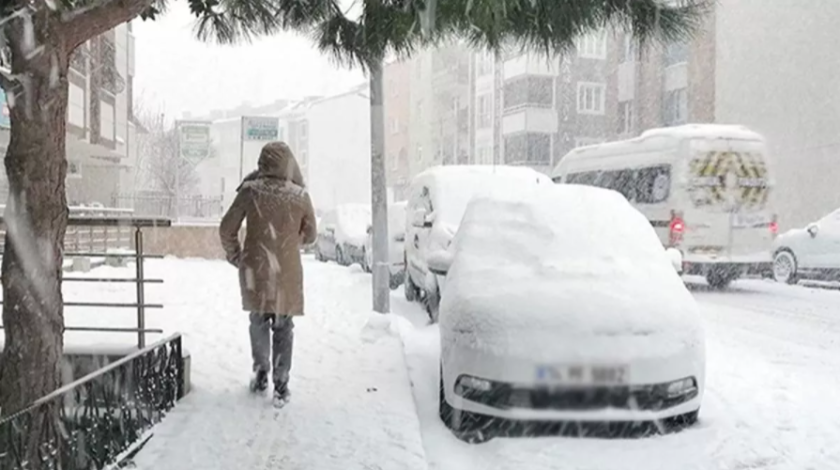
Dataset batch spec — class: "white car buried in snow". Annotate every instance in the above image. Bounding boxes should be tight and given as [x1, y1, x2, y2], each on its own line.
[429, 184, 706, 442]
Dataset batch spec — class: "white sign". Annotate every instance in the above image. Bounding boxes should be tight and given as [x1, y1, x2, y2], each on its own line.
[177, 120, 212, 163]
[242, 116, 280, 141]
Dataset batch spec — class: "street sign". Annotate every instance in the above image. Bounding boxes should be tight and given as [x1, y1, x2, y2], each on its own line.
[242, 116, 279, 141]
[177, 120, 211, 163]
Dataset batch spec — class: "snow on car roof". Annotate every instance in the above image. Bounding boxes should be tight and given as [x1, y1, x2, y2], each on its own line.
[414, 165, 551, 228]
[336, 203, 371, 243]
[640, 123, 764, 141]
[440, 184, 703, 359]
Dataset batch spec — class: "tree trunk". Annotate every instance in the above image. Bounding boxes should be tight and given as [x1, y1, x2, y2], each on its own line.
[369, 61, 390, 313]
[0, 13, 70, 419]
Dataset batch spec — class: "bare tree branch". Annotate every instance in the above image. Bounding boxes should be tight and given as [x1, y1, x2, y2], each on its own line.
[61, 0, 154, 53]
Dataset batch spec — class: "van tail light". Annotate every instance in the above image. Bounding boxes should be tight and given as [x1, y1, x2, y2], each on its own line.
[769, 215, 779, 238]
[669, 210, 685, 247]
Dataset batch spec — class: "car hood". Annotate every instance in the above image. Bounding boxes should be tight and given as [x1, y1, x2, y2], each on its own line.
[439, 270, 704, 362]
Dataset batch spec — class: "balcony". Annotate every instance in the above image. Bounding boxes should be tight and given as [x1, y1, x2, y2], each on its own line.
[503, 54, 558, 81]
[502, 107, 558, 135]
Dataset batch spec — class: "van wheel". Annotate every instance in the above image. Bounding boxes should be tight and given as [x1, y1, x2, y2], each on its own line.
[706, 270, 736, 289]
[773, 250, 799, 285]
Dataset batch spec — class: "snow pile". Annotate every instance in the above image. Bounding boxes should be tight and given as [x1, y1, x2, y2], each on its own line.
[439, 184, 704, 361]
[336, 203, 371, 245]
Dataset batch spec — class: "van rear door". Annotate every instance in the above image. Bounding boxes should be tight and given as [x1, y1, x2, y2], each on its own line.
[681, 138, 773, 264]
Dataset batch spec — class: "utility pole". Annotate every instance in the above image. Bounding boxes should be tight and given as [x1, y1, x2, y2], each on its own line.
[370, 60, 390, 314]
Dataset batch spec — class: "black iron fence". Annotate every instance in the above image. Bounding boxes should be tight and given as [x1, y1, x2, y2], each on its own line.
[0, 333, 185, 469]
[0, 215, 172, 349]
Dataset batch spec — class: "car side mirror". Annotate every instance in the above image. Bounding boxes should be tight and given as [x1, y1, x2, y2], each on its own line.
[807, 223, 819, 238]
[427, 250, 453, 276]
[325, 226, 335, 234]
[366, 225, 372, 235]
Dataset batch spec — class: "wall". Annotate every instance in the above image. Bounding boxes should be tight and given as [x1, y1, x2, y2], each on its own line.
[714, 0, 840, 228]
[305, 87, 371, 213]
[383, 60, 412, 200]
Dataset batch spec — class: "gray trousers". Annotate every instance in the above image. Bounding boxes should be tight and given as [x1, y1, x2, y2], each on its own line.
[249, 313, 294, 387]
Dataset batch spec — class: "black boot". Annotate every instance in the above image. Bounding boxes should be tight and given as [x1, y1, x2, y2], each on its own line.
[273, 382, 291, 408]
[250, 370, 268, 393]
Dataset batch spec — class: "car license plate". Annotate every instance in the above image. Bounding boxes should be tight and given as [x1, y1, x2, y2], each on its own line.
[536, 364, 629, 386]
[733, 212, 770, 228]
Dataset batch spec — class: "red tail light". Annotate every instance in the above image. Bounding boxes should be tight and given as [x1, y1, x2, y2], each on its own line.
[669, 211, 684, 247]
[769, 215, 779, 237]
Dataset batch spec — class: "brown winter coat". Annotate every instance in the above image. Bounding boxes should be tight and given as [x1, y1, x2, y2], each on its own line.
[219, 142, 317, 315]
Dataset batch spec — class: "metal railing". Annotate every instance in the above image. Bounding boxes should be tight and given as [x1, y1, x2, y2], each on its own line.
[0, 333, 185, 469]
[0, 206, 136, 254]
[0, 215, 172, 349]
[112, 193, 223, 220]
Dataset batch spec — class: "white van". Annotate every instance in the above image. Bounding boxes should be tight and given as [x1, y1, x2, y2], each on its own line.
[405, 165, 551, 320]
[552, 124, 777, 288]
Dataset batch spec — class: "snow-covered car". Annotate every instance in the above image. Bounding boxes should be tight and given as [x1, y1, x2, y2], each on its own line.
[429, 184, 706, 442]
[315, 204, 371, 267]
[404, 165, 551, 321]
[363, 201, 407, 288]
[772, 208, 840, 284]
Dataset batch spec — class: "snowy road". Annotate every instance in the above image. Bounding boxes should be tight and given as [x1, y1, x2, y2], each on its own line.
[62, 259, 840, 469]
[393, 278, 840, 470]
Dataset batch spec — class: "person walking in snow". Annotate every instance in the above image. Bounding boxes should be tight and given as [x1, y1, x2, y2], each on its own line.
[219, 141, 317, 408]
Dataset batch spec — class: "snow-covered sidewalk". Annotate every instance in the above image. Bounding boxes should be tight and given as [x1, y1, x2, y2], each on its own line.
[63, 258, 427, 470]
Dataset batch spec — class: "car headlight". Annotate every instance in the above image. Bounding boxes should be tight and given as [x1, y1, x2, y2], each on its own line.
[455, 374, 493, 393]
[664, 377, 697, 399]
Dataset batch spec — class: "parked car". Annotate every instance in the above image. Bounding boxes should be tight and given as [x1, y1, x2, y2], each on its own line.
[404, 165, 551, 321]
[429, 184, 706, 443]
[315, 204, 371, 267]
[772, 208, 840, 284]
[363, 201, 407, 288]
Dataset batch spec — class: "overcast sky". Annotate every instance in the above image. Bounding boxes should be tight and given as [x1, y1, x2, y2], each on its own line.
[132, 3, 366, 119]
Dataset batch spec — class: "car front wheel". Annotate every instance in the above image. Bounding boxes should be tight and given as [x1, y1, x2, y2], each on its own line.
[773, 250, 799, 285]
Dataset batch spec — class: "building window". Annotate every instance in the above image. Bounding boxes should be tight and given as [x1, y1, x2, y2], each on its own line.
[503, 76, 553, 110]
[477, 94, 492, 129]
[577, 82, 606, 115]
[299, 120, 308, 138]
[664, 40, 689, 67]
[504, 133, 552, 165]
[100, 100, 115, 141]
[620, 35, 636, 63]
[476, 144, 493, 165]
[618, 101, 633, 134]
[416, 100, 423, 122]
[577, 31, 607, 59]
[391, 118, 399, 134]
[663, 88, 688, 126]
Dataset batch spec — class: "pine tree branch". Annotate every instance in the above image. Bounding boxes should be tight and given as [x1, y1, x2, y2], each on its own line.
[60, 0, 154, 53]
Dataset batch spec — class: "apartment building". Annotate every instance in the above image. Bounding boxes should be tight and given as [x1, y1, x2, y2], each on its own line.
[383, 60, 412, 201]
[0, 24, 137, 207]
[604, 0, 840, 228]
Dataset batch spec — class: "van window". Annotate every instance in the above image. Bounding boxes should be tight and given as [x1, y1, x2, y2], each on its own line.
[565, 165, 671, 204]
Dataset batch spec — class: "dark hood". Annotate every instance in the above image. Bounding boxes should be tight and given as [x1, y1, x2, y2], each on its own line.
[237, 141, 305, 191]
